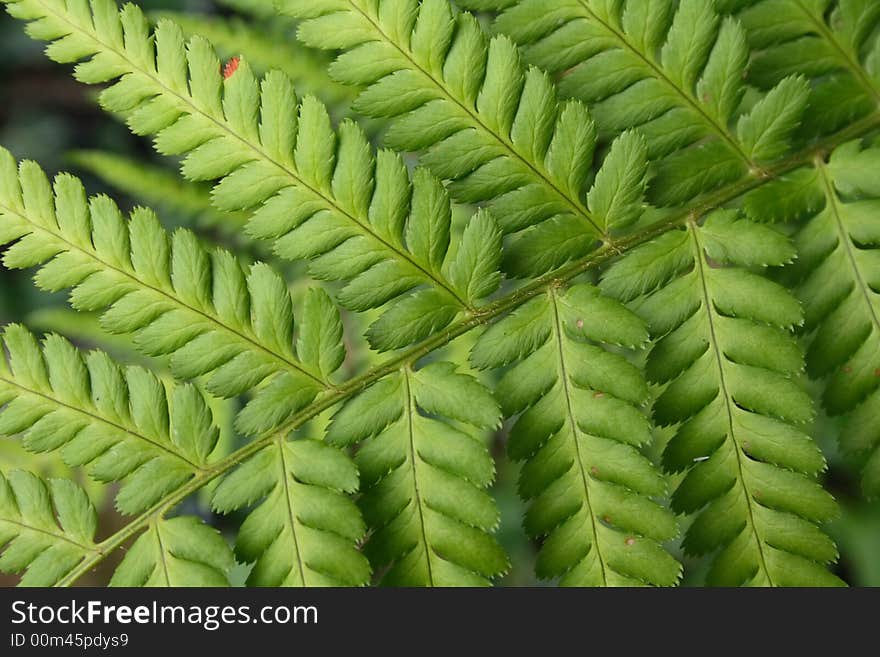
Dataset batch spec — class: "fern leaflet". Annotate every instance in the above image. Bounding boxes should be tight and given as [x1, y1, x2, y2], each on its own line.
[602, 213, 843, 586]
[212, 437, 371, 586]
[325, 363, 508, 585]
[0, 325, 219, 514]
[282, 0, 666, 277]
[471, 284, 681, 586]
[744, 141, 880, 497]
[109, 515, 234, 586]
[736, 0, 880, 136]
[0, 469, 100, 586]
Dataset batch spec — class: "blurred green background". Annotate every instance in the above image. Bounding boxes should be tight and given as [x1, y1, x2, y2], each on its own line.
[0, 0, 878, 587]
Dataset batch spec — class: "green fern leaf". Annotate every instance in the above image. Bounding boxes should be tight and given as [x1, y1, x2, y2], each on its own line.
[476, 0, 811, 205]
[744, 141, 880, 498]
[212, 438, 371, 586]
[281, 0, 657, 276]
[736, 0, 880, 135]
[0, 149, 348, 436]
[325, 363, 508, 585]
[2, 0, 878, 590]
[0, 469, 98, 586]
[602, 211, 843, 586]
[0, 0, 501, 348]
[0, 325, 219, 514]
[471, 284, 681, 586]
[109, 516, 234, 587]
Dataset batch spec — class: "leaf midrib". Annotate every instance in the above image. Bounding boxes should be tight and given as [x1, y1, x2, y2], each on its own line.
[154, 519, 172, 586]
[0, 517, 100, 553]
[401, 368, 434, 585]
[276, 438, 309, 586]
[688, 221, 773, 586]
[815, 160, 880, 338]
[549, 290, 608, 585]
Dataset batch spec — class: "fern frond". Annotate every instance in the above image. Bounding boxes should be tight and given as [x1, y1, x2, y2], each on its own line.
[281, 0, 660, 276]
[470, 284, 681, 586]
[736, 0, 880, 135]
[0, 149, 347, 436]
[109, 516, 234, 586]
[744, 141, 880, 498]
[324, 363, 508, 585]
[212, 437, 371, 586]
[0, 325, 220, 514]
[151, 11, 354, 104]
[0, 469, 99, 586]
[1, 0, 502, 348]
[602, 212, 843, 586]
[469, 0, 812, 206]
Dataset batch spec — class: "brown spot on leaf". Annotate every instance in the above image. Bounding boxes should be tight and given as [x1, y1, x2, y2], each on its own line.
[625, 537, 636, 546]
[223, 56, 241, 79]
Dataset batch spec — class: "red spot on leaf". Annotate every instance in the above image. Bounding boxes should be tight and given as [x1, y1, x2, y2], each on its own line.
[223, 56, 241, 79]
